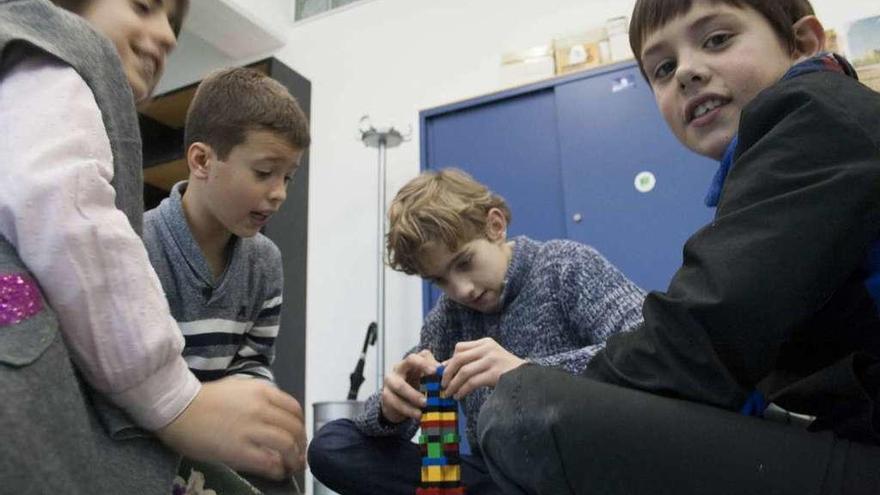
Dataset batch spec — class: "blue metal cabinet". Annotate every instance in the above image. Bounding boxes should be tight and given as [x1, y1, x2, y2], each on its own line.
[420, 60, 717, 306]
[421, 89, 568, 240]
[420, 87, 568, 310]
[554, 64, 716, 291]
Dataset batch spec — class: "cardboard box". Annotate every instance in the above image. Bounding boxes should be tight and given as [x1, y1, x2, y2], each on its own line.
[500, 44, 556, 87]
[844, 15, 880, 91]
[606, 16, 634, 62]
[824, 29, 841, 54]
[553, 28, 607, 75]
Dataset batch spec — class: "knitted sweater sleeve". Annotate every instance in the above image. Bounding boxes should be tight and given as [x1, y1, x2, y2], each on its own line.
[354, 297, 459, 437]
[530, 243, 645, 374]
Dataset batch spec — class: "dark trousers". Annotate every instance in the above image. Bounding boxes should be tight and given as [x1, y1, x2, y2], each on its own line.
[308, 418, 503, 495]
[478, 365, 880, 495]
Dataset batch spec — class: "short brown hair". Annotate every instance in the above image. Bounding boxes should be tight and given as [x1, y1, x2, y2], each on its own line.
[387, 168, 512, 276]
[51, 0, 190, 36]
[185, 67, 310, 160]
[630, 0, 815, 79]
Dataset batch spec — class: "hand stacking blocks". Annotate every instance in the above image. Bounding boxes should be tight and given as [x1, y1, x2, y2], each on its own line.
[417, 366, 466, 495]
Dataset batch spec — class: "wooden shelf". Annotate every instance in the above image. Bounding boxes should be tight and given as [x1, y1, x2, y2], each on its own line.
[140, 87, 197, 128]
[144, 158, 188, 191]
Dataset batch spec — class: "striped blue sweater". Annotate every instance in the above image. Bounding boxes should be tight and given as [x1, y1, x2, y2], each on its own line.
[355, 236, 645, 451]
[143, 182, 283, 382]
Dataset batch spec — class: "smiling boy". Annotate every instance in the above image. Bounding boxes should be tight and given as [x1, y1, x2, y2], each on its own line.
[477, 1, 880, 493]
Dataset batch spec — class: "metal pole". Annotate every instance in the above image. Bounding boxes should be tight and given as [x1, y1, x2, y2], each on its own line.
[359, 116, 406, 391]
[376, 138, 386, 389]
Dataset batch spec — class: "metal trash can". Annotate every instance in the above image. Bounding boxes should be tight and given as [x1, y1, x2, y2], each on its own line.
[312, 400, 365, 495]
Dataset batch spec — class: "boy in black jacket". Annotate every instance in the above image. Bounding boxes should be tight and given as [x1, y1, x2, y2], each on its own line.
[478, 1, 880, 494]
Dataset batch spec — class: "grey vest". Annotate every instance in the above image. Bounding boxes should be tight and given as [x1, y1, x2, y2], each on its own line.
[0, 0, 177, 492]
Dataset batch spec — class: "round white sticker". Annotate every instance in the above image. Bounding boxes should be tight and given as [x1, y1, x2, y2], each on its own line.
[634, 171, 656, 193]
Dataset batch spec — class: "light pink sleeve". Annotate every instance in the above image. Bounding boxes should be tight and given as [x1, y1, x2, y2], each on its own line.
[0, 55, 200, 430]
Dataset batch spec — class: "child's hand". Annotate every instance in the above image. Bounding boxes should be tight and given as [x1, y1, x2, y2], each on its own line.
[442, 338, 526, 400]
[280, 412, 308, 475]
[156, 377, 307, 481]
[280, 439, 308, 475]
[380, 349, 440, 423]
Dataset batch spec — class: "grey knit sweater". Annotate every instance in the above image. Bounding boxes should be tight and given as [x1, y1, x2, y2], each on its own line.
[144, 182, 284, 382]
[355, 236, 645, 451]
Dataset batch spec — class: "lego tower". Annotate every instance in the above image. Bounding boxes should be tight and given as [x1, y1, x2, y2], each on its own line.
[417, 366, 465, 495]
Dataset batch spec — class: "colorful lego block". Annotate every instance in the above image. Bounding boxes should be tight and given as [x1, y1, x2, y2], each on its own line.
[428, 442, 442, 458]
[417, 366, 465, 494]
[442, 465, 460, 482]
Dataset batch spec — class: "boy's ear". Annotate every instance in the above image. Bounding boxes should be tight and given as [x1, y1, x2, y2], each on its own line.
[485, 207, 508, 242]
[186, 142, 214, 180]
[791, 16, 826, 63]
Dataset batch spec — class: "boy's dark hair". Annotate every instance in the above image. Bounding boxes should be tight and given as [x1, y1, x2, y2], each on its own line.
[185, 67, 311, 160]
[630, 0, 815, 78]
[51, 0, 190, 36]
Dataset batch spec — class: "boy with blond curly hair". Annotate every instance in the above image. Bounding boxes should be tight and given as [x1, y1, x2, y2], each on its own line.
[308, 168, 644, 495]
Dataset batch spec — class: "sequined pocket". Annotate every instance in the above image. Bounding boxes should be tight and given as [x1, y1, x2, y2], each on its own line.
[0, 273, 43, 327]
[0, 272, 55, 367]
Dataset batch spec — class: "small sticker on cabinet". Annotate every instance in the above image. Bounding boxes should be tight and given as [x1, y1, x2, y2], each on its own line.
[612, 75, 636, 92]
[634, 171, 656, 193]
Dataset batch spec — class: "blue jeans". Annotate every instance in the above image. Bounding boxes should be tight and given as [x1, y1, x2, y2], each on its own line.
[308, 418, 503, 495]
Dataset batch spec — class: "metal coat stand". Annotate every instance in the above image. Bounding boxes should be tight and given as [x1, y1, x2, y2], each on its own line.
[359, 116, 407, 388]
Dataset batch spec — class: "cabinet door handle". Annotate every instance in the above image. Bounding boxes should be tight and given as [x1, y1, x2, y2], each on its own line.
[572, 213, 583, 223]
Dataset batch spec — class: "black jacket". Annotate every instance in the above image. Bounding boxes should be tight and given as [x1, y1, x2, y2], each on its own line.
[585, 69, 880, 443]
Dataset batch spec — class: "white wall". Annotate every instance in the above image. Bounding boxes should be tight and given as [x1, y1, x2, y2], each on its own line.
[269, 3, 645, 491]
[280, 0, 638, 438]
[156, 1, 879, 491]
[266, 0, 879, 429]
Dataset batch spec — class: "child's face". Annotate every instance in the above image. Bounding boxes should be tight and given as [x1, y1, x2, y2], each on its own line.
[419, 235, 511, 314]
[202, 129, 303, 238]
[81, 0, 179, 102]
[640, 0, 799, 160]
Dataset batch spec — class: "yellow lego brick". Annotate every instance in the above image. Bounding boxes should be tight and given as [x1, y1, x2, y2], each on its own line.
[426, 465, 443, 482]
[420, 465, 443, 482]
[440, 412, 457, 421]
[422, 412, 442, 422]
[442, 465, 461, 482]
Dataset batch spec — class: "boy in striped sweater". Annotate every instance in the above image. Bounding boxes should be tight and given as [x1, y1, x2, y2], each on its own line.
[145, 67, 308, 382]
[144, 68, 310, 486]
[143, 67, 310, 480]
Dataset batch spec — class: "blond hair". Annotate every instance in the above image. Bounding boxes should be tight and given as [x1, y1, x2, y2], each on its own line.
[387, 168, 511, 275]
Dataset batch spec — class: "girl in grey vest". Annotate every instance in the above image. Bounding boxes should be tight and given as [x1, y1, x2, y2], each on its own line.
[0, 0, 305, 491]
